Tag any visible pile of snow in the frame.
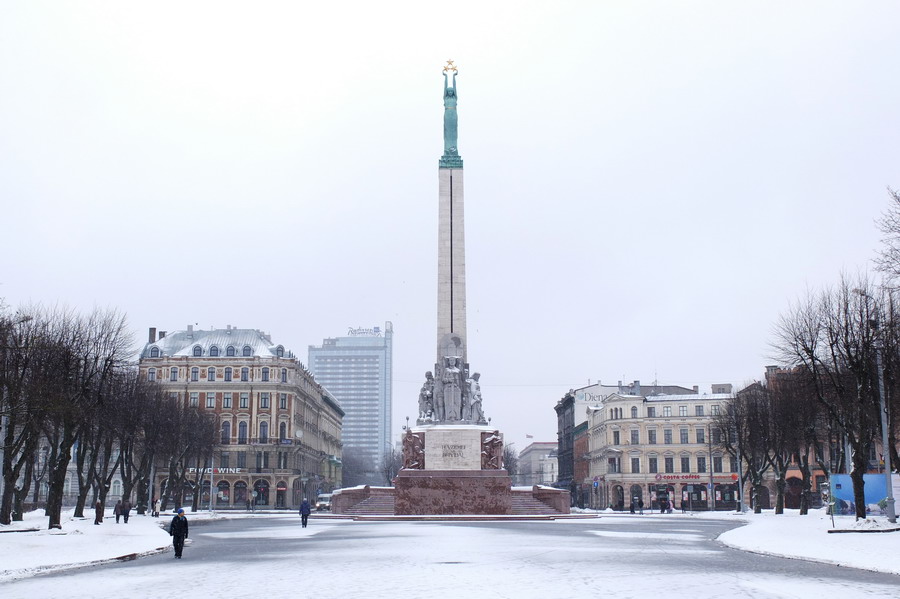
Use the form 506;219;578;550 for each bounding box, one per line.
843;518;899;531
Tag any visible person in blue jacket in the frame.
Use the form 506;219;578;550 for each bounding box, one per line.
169;508;189;558
299;498;312;528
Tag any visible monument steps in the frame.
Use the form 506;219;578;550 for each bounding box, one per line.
509;495;563;515
343;495;396;516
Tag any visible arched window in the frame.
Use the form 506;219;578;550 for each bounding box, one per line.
147;368;156;381
193;345;202;357
262;367;269;382
221;421;231;444
279;422;287;441
281;368;287;383
242;345;252;357
224;367;232;382
259;422;269;443
150;347;160;358
631;406;638;419
226;346;236;357
208;367;216;382
191;367;199;382
276;346;284;358
238;422;248;444
210;345;219;357
112;480;122;496
170;367;178;381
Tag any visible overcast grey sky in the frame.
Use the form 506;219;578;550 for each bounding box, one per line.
2;1;899;452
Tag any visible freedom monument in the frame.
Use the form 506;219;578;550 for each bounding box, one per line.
333;63;568;516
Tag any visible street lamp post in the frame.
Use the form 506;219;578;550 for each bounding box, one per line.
873;329;897;523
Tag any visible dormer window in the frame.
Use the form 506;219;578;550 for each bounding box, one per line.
210;346;219;357
150;347;160;358
242;345;252;357
193;345;202;357
276;346;284;358
226;346;236;357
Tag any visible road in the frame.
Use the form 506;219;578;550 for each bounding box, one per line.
3;514;900;598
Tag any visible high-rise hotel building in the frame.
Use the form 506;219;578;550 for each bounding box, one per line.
308;323;393;483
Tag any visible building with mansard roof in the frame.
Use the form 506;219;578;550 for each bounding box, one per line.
139;325;343;509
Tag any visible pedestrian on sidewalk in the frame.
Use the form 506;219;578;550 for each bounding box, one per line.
121;498;132;523
94;500;103;525
299;498;312;528
169;508;189;559
153;497;161;518
114;499;122;523
638;498;644;515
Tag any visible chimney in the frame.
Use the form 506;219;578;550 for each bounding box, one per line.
692;385;699;394
149;327;156;344
633;380;641;396
187;324;193;339
159;331;166;339
226;324;232;335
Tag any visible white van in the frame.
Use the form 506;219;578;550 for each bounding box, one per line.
316;493;332;511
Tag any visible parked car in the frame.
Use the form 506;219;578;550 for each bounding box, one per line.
316;493;332;511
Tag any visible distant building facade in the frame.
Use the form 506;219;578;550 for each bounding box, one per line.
139;325;343;509
515;442;558;486
308;323;393;484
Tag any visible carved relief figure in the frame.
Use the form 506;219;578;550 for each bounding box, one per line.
442;356;462;421
402;429;425;470
481;431;503;470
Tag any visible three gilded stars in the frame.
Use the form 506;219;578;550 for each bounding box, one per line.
443;59;458;73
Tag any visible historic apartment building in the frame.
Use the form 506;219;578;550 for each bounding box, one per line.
515;441;558;487
587;387;739;511
139;326;344;509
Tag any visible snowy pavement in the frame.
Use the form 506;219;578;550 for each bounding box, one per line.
1;508;898;597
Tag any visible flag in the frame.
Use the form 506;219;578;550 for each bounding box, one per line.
525;434;533;439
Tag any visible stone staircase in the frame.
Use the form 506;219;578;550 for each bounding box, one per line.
509;495;562;515
343;495;396;516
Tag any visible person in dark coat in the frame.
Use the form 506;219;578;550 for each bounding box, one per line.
299;498;312;528
94;500;103;525
169;508;189;558
121;499;132;523
114;499;122;523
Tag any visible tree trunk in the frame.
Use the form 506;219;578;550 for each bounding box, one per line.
850;445;869;521
797;454;812;515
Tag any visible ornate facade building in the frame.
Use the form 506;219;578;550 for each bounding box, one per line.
139;325;343;509
587;387;739;511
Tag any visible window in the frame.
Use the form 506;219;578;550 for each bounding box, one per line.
695;405;704;417
663;406;672;417
150;347;160;358
147;368;156;381
713;456;723;473
607;458;620;474
193;345;202;357
612;430;620;445
631;457;641;473
712;405;720;415
240;393;249;409
237;452;246;468
169;391;179;401
206;392;216;408
260;393;270;409
280;393;287;410
647;407;656;418
241;367;249;382
225;367;232;382
730;456;738;472
189;392;199;407
242;345;252;357
664;429;673;444
680;429;689;444
262;367;269;382
679;406;687;417
281;368;287;383
208;367;216;382
276;346;284;358
697;457;707;473
210;346;219;357
263;452;269;469
664;457;674;473
259;422;268;443
712;428;722;444
631;406;638;418
170;367;178;382
696;429;705;444
221;422;231;444
648;430;657;444
220;452;230;468
223;392;232;409
191;367;199;382
238;422;248;444
648;457;658;473
679;456;690;472
226;346;236;357
279;422;287;441
630;430;639;444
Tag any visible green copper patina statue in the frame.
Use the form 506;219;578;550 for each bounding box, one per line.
440;60;463;168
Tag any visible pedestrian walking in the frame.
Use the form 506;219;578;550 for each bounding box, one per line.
154;498;162;518
94;500;103;525
629;498;635;514
169;508;189;559
299;498;312;528
121;499;132;523
638;498;644;515
114;499;122;523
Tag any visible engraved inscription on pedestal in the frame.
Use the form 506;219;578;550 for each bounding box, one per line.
424;428;483;470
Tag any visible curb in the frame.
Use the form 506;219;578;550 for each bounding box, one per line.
827;528;900;534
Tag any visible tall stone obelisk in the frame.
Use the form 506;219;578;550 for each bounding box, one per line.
437;60;467;364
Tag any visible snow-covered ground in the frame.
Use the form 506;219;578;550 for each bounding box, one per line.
1;507;898;583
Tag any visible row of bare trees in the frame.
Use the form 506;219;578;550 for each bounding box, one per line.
0;305;216;529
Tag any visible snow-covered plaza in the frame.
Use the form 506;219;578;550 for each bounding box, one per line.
2;509;900;598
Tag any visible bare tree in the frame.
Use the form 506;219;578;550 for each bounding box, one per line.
875;188;900;282
503;443;519;480
380;446;402;486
